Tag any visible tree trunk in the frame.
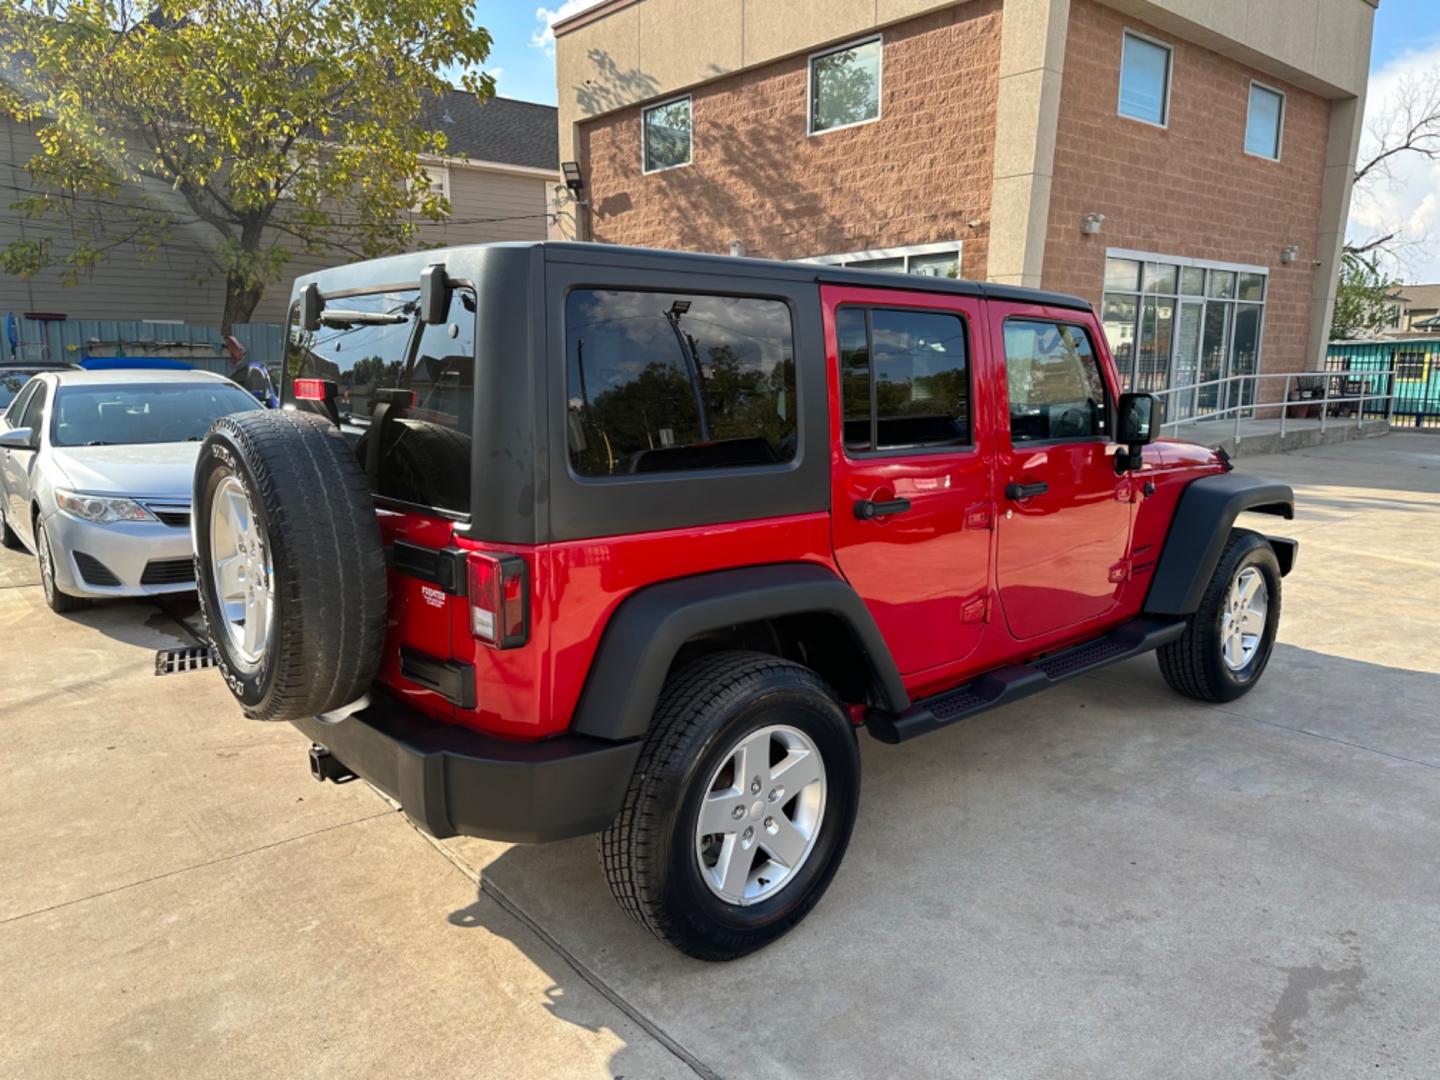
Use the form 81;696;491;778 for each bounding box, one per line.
221;272;266;336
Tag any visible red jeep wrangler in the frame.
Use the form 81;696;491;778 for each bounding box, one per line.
193;242;1295;960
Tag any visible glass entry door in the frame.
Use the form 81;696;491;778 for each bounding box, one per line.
1171;300;1203;420
1199;302;1231;415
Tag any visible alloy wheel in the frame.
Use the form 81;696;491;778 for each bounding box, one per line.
37;523;55;601
209;475;273;666
694;723;828;906
1220;566;1268;672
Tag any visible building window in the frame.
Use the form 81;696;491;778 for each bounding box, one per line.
1118;31;1171;127
809;36;882;134
643;96;692;173
1396;352;1427;381
803;240;962;278
1101;251;1268;420
836;307;971;453
411;165;450;212
564;289;797;477
1245;82;1284;159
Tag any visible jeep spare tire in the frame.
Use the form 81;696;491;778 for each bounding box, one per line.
194;410;388;720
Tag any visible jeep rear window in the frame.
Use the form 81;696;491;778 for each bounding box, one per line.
565;289;797;477
285;287;476;515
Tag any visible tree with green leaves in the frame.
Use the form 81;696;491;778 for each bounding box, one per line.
1331;251;1401;341
0;0;493;331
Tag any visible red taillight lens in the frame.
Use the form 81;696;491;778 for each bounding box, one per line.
468;552;529;649
293;378;330;401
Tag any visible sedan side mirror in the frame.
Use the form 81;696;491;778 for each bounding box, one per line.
0;427;35;450
1115;393;1161;472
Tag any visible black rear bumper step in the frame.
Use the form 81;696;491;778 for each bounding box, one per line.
866;618;1186;744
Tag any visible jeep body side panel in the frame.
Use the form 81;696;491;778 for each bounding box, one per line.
570;562;909;743
1143;472;1295;616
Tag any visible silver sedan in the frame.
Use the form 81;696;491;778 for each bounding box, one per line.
0;369;262;612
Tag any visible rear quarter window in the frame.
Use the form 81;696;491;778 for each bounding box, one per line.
285;288;477;515
564;289;797;477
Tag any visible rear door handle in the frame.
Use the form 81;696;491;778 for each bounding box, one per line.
1005;482;1049;500
854;497;912;520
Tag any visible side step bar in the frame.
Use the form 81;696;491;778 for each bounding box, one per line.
866;618;1186;745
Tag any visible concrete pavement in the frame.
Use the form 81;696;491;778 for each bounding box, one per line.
3;433;1438;1079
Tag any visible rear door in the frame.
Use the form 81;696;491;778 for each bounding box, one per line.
824;285;995;674
283;287;478;719
990;307;1133;641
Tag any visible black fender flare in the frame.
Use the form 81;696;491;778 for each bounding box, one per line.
1143;473;1295;616
568;563;908;742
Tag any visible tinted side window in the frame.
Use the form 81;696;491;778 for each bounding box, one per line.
1004;319;1109;443
836;306;970;452
19;383;47;435
565;290;797;477
4;380;36;425
285;288;476;514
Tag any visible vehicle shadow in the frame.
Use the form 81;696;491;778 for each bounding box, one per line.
446;642;1440;1079
445;889;706;1080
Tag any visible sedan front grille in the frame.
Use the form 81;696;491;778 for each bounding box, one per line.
73;551;122;587
140;558;196;586
143;502;191;529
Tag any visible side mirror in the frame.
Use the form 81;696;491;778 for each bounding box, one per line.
0;427;34;450
418;264;449;324
301;283;323;331
1117;392;1160;445
1115;392;1161;473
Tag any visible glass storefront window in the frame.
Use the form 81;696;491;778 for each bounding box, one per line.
1101;255;1268;416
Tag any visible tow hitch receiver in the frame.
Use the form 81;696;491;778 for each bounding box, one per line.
309;743;357;784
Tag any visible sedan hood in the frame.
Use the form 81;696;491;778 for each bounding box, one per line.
49;443;201;500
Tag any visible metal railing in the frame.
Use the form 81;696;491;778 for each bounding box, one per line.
1151;369;1404;446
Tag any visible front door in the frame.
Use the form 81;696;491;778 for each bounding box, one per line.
825;286;994;675
992;309;1133;641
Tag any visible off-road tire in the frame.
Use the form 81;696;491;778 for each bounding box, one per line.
194;410;387;720
36;520;89;613
600;651;861;961
1158;528;1281;703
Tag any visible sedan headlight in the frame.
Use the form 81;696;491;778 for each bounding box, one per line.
55;490;155;524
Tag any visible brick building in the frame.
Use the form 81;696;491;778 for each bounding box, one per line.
552;0;1376;405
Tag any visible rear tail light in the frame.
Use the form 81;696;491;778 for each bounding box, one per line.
468;552;529;649
293;378;334;401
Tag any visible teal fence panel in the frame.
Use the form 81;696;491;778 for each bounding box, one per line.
1326;339;1440;430
2;314;282;373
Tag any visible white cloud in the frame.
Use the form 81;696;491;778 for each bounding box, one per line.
1348;41;1440;283
531;0;609;57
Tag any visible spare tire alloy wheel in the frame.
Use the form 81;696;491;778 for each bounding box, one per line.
194;411;388;720
208;475;273;668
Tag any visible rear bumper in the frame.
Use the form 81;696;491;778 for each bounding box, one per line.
292;692;642;844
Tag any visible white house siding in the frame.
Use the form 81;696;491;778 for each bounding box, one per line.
0;117;556;330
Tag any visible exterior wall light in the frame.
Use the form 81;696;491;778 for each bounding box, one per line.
1081;212;1105;236
730;240;747;257
1280;245;1299;264
561;161;585;198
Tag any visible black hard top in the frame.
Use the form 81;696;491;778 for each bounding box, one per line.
541;241;1094;313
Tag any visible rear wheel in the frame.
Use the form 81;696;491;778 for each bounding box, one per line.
36;520;88;613
600;651;861;961
194;410;387;720
1158;529;1281;703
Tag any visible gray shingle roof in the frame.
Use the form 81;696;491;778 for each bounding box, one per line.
423;92;559;171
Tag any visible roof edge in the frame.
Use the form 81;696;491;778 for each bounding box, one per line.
553;0;638;37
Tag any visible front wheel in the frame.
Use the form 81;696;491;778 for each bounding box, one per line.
1158;528;1281;703
36;520;89;613
600;651;861;961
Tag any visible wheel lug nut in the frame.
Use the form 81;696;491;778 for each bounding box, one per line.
768;788;781;802
743;826;753;840
750;778;761;794
731;805;745;820
764;816;775;830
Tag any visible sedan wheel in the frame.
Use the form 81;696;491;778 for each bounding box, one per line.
36;521;88;613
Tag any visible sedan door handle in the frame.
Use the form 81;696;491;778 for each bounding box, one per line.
854;497;912;520
1005;481;1049;501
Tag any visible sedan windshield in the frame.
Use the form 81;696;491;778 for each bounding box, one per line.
52;383;262;447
